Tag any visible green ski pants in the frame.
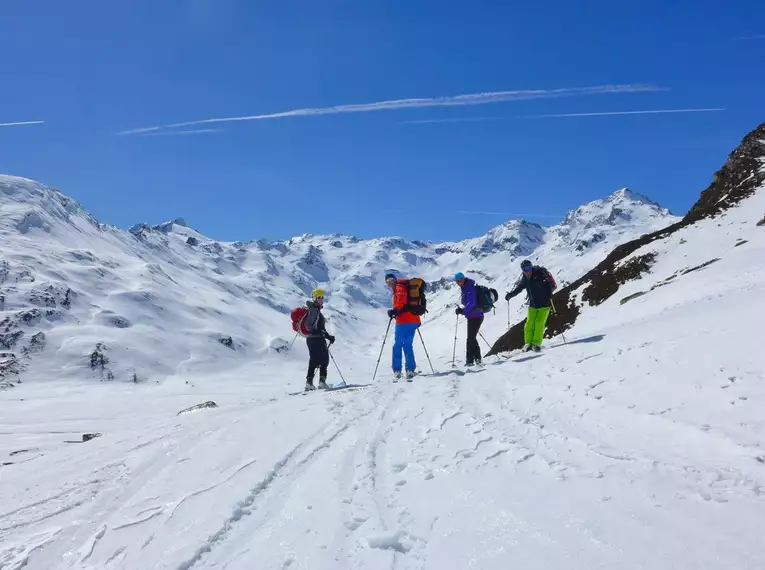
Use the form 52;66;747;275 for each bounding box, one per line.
524;306;551;346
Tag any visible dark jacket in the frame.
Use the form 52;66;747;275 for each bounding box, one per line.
506;266;556;308
460;278;484;319
304;301;329;339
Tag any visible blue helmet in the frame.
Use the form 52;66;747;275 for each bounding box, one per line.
454;272;465;281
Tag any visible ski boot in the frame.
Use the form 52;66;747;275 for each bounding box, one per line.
531;345;541;353
393;371;402;383
406;370;415;382
522;344;533;353
304;381;316;391
318;377;329;389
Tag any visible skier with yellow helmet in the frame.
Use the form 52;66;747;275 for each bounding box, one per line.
303;288;335;390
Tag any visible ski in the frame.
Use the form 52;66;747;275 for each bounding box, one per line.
289;383;371;396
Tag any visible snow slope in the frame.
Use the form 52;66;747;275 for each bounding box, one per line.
2;155;765;569
1;223;764;569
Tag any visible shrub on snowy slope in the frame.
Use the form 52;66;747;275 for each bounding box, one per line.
487;121;765;356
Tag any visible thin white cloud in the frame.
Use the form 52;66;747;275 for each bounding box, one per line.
140;128;222;136
401;116;506;125
0;120;44;128
733;34;765;40
117;84;663;135
457;210;563;219
527;108;725;119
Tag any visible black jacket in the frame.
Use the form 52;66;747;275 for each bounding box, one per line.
506;266;556;308
304;301;330;339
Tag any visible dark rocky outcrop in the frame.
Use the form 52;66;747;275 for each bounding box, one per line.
18;309;43;326
0;328;23;350
581;253;657;306
28;284;74;309
0;353;20;387
757;215;765;227
619;291;649;305
178;401;218;415
487;122;765;356
217;336;234;349
21;332;46;355
681;258;721;276
186;236;199;246
108;316;131;328
90;342;109;371
82;433;103;442
685;124;765;222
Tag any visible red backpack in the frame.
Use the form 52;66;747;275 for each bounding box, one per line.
290;306;312;337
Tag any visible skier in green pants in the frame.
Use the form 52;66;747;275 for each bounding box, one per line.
505;259;558;352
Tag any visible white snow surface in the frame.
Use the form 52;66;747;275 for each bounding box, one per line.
2;174;765;569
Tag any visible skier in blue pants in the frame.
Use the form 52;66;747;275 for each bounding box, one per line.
385;272;421;381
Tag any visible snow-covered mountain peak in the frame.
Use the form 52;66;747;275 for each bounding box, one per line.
560;187;671;231
0;175;99;236
608;187;663;206
463;218;545;259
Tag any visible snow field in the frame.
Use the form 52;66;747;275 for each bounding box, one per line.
2;264;764;569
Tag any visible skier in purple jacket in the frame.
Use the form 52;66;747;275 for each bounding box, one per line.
454;272;484;366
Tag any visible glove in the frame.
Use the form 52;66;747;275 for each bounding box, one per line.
387;309;398;319
505;292;512;301
455;307;464;315
326;334;336;345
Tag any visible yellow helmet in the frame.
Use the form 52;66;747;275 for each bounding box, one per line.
311;288;326;299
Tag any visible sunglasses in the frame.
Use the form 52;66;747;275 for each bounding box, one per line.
315;296;324;300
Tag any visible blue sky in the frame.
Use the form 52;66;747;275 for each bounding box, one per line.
1;0;763;243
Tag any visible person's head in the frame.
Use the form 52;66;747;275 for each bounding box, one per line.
454;272;466;287
385;273;397;290
520;260;533;276
311;288;325;306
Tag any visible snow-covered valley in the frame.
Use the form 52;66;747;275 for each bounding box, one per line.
1;122;764;569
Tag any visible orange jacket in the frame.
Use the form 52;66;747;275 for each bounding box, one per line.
393;280;421;325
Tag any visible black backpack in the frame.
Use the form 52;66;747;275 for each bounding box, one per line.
475;284;498;313
402;278;428;315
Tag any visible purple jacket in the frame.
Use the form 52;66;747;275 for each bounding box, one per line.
460;278;483;318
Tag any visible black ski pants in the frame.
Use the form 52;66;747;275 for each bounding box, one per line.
306;337;329;382
466;315;484;364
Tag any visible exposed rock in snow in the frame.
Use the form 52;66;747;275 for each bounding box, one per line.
686;122;765;222
177;401;219;415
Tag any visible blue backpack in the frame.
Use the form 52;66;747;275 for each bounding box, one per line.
476;284;498;313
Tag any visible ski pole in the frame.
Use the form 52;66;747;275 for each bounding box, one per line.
507;300;510;329
417;328;435;374
452;315;459;368
328;347;347;386
372;318;393;381
550;298;567;345
479;333;501;361
289;330;300;350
